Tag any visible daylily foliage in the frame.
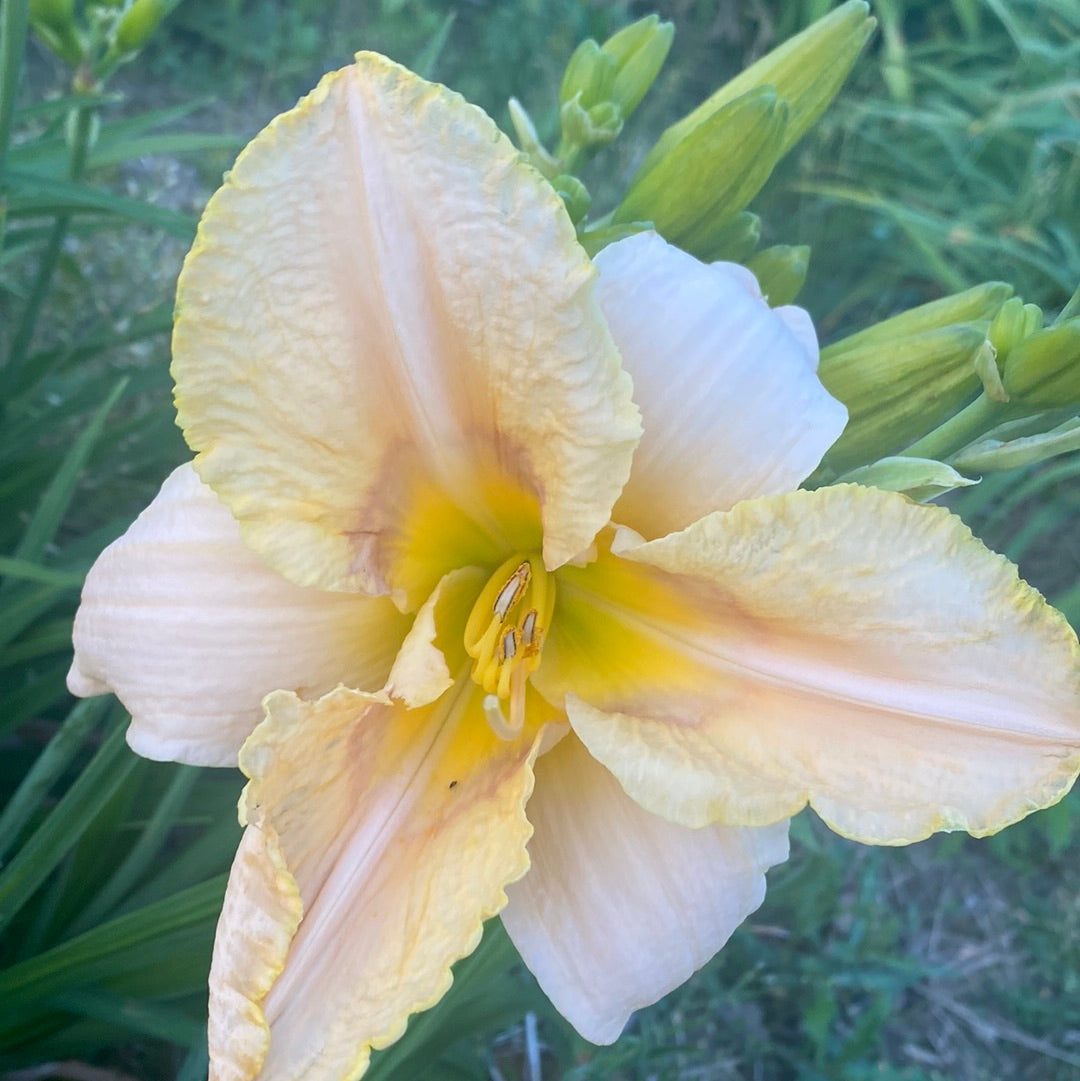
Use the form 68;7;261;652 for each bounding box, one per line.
68;53;1080;1081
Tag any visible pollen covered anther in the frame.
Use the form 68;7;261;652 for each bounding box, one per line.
464;552;555;739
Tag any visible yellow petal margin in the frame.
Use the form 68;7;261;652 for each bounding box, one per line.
173;52;640;600
541;487;1080;844
209;683;540;1081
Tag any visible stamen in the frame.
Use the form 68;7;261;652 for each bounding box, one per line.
493;562;531;621
520;608;537;648
483;694;523;740
498;627;517;663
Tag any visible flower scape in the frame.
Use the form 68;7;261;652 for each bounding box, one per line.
68;53;1080;1081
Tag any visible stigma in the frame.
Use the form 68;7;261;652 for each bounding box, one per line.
464;553;555;740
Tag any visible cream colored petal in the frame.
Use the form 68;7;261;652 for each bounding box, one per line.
540;488;1080;844
174;53;640;600
593;232;846;538
208;682;539;1081
502;736;787;1044
68;465;407;767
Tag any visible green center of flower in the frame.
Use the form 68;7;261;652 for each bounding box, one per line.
463;552;555;739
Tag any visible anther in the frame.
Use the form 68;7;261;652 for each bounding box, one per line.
520;609;538;649
493;562;531;621
498;627;518;663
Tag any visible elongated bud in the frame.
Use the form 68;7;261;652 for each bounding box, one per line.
602;15;674;120
746;245;810;306
989;296;1044;363
691;211;761;263
817;323;991;474
29;0;82;65
508;98;560;179
612;88;786;257
559;96;623;155
950;418;1080;474
114;0;170;54
552;174;591;225
578;220;653;258
1001;322;1080;408
560;39;616;110
838;456;977;502
632;1;875;184
837;281;1013;349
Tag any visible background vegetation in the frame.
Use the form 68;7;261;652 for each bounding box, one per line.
1;1;1077;1079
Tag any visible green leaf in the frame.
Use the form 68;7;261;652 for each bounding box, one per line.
4;170;197;237
6;377;128;572
0;874;226;1004
0;721;136;933
0;697;111;862
69;764;203;934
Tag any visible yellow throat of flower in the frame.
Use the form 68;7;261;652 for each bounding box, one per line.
463;552;555;740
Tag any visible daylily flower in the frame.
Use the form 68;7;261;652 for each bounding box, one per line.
69;53;1080;1081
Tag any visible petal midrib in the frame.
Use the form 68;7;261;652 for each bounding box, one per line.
560;575;1071;741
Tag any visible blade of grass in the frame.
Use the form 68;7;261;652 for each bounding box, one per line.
4;376;128;576
0;721;135;933
69;764;203;935
0;557;85;587
44;988;204;1045
0;873;226;1003
0;697;112;861
0;0;31;249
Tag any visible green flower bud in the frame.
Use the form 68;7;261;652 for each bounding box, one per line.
633;1;875;183
746;244;810;306
950;418;1080;474
559;39;616;110
507;98;560;179
579;220;653;259
988;296;1027;361
973;339;1008;402
817;323;990;474
838;456;977;502
692;211;761;263
29;0;82;65
1001;322;1080;408
553;173;591;225
559;96;623;154
989;296;1045;363
836;281;1012;349
612;87;786;257
114;0;169;55
601;15;674;120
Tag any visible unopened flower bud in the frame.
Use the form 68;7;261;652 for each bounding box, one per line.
692;211;761;263
633;1;874;183
114;0;169;55
612;88;786;257
746;244;810;306
553;174;591;225
559;96;623;154
508;98;559;179
989;296;1044;363
949;418;1080;474
601;15;674;120
29;0;82;65
818;323;990;474
1001;322;1080;408
559;39;616;110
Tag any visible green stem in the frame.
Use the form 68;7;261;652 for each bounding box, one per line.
900;393;1009;461
0;0;31;249
3;92;97;388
